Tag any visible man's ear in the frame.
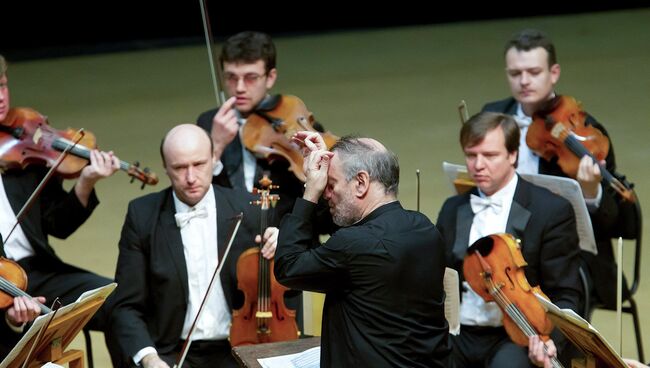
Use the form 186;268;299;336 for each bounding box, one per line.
354;171;370;198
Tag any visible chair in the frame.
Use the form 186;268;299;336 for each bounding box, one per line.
590;194;644;362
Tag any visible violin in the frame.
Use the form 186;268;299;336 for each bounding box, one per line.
0;107;158;188
0;257;51;314
230;175;298;346
463;233;564;368
526;95;635;202
242;95;338;182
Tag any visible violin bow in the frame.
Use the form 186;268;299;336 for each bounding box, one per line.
5;129;85;244
199;0;225;106
174;213;243;368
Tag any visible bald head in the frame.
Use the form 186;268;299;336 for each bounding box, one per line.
357;137;387;152
331;135;399;195
161;124;212;166
162;124;215;206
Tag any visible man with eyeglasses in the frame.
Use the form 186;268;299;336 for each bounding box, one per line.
197;31;332;221
196;31;334;336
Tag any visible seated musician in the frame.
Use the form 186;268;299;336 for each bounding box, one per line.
482;29;629;311
436;112;582;367
196;31;334;333
110;124;278;368
0;54;122;364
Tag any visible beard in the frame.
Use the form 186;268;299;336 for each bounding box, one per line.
331;190;361;227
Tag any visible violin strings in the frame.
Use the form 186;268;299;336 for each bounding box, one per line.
487;279;563;367
0;276;30;298
257;203;270;332
487;279;537;337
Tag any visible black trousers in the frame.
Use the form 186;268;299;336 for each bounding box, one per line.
159;339;237;368
451;325;533;368
18;256;123;367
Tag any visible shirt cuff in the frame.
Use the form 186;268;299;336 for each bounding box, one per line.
584;184;603;212
133;346;158;366
4;311;25;333
213;160;224;176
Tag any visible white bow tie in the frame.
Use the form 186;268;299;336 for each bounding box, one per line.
470;194;503;214
175;206;209;228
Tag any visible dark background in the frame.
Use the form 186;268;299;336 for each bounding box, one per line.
2;2;648;60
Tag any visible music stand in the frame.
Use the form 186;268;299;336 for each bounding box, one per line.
0;283;116;368
232;337;320;368
535;294;628;368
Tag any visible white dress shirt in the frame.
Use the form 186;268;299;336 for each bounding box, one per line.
460;174;518;327
513;103;540;175
0;175;34;261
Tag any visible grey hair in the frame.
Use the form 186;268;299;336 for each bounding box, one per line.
331;135;399;195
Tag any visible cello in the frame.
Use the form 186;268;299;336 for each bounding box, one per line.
229;175;298;346
463;233;564;368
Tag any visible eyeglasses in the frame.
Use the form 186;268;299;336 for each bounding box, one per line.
223;72;267;87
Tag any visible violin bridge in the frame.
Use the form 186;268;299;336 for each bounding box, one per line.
33;127;43;145
255;311;273;318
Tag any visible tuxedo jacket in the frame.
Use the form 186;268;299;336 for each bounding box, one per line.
483;97;627;307
111;185;261;359
436;176;582;312
1;166;98;261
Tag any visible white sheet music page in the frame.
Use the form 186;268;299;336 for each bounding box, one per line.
258;346;320;368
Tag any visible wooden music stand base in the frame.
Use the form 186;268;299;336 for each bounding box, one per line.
28;349;84;368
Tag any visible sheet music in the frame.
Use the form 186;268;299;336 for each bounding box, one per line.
0;283;117;368
258;346;320;368
534;294;628;368
443;268;460;335
442;162;597;254
519;173;597;255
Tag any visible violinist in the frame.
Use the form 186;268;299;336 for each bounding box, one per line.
110;124;278;368
482;29;628;312
436;112;582;367
196;31;333;227
0;54;123;364
275;133;450;367
196;31;334;331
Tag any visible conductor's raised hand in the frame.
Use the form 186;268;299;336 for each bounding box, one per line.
292;131;327;159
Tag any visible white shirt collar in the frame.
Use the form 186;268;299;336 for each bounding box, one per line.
172;185;215;214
